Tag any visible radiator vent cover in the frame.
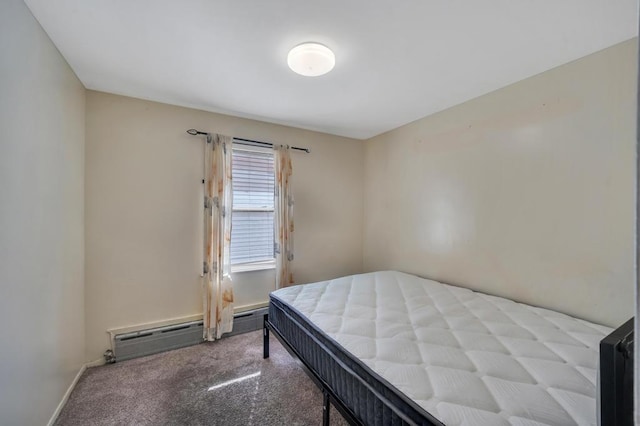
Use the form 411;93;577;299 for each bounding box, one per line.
114;320;204;362
227;307;268;337
113;307;267;362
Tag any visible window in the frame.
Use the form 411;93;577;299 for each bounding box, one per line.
230;145;275;271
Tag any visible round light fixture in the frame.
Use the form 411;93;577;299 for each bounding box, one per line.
287;42;335;77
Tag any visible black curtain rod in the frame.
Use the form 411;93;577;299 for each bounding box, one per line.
186;129;310;153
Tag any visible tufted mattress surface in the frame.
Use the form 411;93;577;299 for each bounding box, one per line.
270;271;611;426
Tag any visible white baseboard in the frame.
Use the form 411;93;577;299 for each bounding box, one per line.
107;313;204;337
47;364;87;426
105;304;267;337
86;357;106;368
234;301;268;313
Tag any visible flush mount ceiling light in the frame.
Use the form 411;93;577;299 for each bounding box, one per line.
287;42;335;77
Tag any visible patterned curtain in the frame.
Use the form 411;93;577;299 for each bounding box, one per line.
274;145;294;289
202;133;234;341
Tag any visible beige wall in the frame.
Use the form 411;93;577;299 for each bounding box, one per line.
364;39;637;328
0;1;86;424
85;91;364;361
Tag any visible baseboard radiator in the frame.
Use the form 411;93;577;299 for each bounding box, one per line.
112;307;268;362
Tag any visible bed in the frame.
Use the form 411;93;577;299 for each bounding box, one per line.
263;271;612;426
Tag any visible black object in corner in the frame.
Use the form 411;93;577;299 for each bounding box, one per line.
600;317;634;426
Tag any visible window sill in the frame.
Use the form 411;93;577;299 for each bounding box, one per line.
231;261;276;274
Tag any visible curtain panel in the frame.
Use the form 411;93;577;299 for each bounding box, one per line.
274;145;294;289
202;134;234;341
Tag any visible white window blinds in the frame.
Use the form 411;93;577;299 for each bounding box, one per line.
230;147;275;266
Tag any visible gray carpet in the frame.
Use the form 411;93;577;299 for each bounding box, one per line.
55;331;348;425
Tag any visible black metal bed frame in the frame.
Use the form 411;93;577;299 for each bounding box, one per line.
599;317;634;426
263;314;363;425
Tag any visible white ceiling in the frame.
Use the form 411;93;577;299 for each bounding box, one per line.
24;0;637;139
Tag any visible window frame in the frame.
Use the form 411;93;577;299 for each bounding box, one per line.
230;143;276;273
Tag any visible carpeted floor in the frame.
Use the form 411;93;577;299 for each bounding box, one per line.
55;331;348;425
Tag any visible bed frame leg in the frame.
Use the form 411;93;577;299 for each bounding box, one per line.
263;313;269;359
323;391;330;425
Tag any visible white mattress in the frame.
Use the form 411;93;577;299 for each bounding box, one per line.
271;271;612;426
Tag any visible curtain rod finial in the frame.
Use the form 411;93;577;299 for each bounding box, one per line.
187;128;210;136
